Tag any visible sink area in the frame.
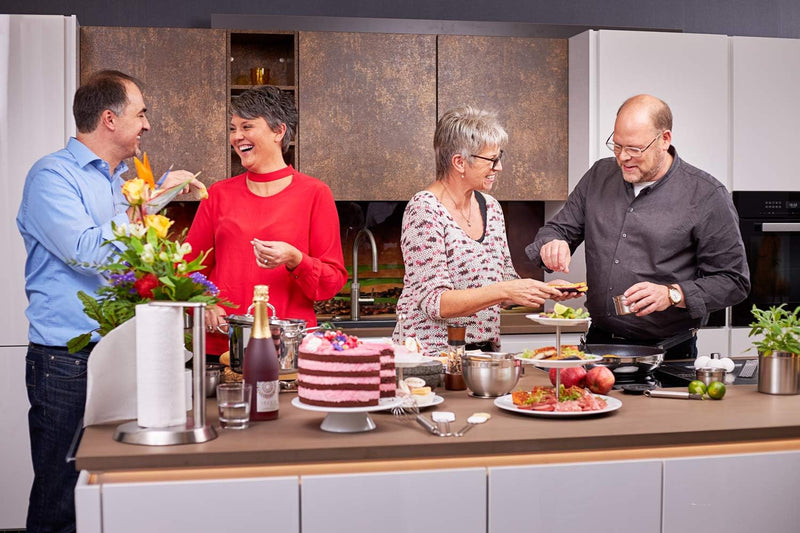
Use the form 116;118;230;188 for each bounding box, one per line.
326;318;397;329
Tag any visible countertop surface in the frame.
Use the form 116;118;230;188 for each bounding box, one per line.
76;371;800;472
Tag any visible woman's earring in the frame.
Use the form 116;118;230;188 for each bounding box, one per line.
461;174;465;179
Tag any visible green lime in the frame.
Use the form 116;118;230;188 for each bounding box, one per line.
707;381;726;400
688;380;707;395
553;302;570;317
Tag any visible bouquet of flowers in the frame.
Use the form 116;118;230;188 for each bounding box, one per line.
68;154;225;353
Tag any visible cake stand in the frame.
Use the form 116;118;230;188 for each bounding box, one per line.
523;314;594;399
291;397;402;433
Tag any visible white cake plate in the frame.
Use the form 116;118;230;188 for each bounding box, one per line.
291;397;403;433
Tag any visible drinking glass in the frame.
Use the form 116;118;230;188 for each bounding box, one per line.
216;383;252;429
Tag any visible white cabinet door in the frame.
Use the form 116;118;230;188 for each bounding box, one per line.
731;36;800;191
101;476;299;532
0;345;33;530
664;451;800;532
489;460;662;533
570;30;730;191
1;14;78;346
302;467;486;533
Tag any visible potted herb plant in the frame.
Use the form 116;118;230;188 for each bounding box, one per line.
748;304;800;395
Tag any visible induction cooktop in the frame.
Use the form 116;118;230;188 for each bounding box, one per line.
654;358;758;387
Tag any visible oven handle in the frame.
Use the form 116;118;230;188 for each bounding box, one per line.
761;222;800;233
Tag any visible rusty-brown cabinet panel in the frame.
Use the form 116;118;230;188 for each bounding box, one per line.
438;35;568;201
298;31;437;201
80;27;228;197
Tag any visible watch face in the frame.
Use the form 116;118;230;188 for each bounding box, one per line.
669;288;681;304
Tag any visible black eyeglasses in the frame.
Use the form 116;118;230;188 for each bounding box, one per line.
471;149;504;170
605;132;662;157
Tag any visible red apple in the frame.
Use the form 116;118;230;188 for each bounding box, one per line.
585;366;615;394
548;366;587;388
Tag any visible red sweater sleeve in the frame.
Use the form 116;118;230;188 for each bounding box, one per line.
289;183;348;301
184;195;216;278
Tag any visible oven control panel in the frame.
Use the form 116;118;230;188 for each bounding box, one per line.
733;191;800;219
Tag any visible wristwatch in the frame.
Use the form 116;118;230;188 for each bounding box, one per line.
668;284;682;306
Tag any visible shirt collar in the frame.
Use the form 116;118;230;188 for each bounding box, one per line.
66;137;129;178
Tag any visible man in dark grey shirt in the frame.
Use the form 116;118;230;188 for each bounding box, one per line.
525;94;750;358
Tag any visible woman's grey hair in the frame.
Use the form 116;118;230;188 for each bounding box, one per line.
434;105;508;180
230;86;298;153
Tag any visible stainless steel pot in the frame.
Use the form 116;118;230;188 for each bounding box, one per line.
221;310;307;374
581;343;665;378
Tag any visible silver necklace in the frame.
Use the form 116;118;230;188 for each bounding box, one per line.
441;182;473;227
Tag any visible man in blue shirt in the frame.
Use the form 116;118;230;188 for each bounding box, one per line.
16;70;203;532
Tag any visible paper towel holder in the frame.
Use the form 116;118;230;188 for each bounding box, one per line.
113;301;218;446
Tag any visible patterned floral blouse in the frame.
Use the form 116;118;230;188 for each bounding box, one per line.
392;190;519;355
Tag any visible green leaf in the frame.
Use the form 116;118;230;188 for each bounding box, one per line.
67;333;93;354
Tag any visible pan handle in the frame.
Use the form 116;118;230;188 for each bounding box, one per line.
657;329;697;351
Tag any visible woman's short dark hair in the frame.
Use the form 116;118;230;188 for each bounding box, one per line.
73;70;143;134
230;86;298;154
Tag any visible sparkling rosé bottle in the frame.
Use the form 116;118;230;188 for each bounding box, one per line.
243;285;279;421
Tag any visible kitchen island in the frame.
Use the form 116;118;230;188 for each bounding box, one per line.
75;372;800;532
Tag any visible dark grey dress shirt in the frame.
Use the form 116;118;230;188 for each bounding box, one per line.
525;147;750;341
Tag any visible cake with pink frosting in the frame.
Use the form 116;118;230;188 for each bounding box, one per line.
298;331;393;407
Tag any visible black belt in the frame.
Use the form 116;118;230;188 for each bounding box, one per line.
30;342;98;352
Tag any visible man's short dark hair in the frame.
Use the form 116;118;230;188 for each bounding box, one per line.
73;70;143;133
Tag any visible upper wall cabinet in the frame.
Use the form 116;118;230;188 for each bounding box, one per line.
569;30;729;191
298;31;437;201
731;36;800;192
80;27;228;196
229;31;297;175
438;35;568;201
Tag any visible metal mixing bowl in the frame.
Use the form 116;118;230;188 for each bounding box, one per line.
461;352;521;398
205;364;223;397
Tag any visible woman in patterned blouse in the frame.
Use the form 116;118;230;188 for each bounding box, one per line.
392;106;564;355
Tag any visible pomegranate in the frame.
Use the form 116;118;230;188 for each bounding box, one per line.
585;366;615;394
548;366;587;388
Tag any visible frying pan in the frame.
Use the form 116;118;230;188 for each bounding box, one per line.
581;343;665;377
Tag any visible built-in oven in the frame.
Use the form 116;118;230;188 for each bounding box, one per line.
731;191;800;327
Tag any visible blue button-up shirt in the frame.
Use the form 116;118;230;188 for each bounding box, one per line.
17;138;131;346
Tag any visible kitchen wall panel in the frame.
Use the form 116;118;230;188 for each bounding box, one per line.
80;27;229;192
438;35;569;201
298;31;436;201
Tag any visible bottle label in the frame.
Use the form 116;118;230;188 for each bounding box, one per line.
256;380;279;412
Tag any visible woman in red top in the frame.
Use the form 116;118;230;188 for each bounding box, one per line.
186;86;348;356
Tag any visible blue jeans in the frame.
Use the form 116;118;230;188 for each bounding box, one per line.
26;343;91;533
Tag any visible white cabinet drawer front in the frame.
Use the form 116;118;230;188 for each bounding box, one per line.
302;467;486;533
489;460;662;533
102;476;298;532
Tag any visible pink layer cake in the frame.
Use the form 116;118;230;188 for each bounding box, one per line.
298;332;384;407
378;345;397;398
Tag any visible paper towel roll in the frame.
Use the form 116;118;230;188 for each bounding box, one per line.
136;304;187;428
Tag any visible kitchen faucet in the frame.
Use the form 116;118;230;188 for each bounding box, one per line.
351;228;378;320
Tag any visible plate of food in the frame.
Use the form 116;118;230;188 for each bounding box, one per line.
516;345;602;367
494;387;621;417
528;303;590;324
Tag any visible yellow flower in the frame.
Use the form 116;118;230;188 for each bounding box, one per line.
133;153;155;189
144;214;173;239
122;178;148;205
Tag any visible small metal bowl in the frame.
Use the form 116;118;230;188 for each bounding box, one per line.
461;352;521;398
696;367;726;386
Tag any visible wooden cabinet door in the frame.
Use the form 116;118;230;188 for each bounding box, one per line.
80;27;228;196
438;35;568;201
298;31;436;201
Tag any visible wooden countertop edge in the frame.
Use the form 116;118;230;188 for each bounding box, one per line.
90;436;800;485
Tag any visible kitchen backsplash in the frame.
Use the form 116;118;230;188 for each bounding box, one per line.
165;199;545;318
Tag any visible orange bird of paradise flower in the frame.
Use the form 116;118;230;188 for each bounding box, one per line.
133;153;155;189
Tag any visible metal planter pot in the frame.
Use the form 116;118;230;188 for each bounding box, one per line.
758;351;800;395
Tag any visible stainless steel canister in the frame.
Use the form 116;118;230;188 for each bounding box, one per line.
757;351;800;395
221;313;306;374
